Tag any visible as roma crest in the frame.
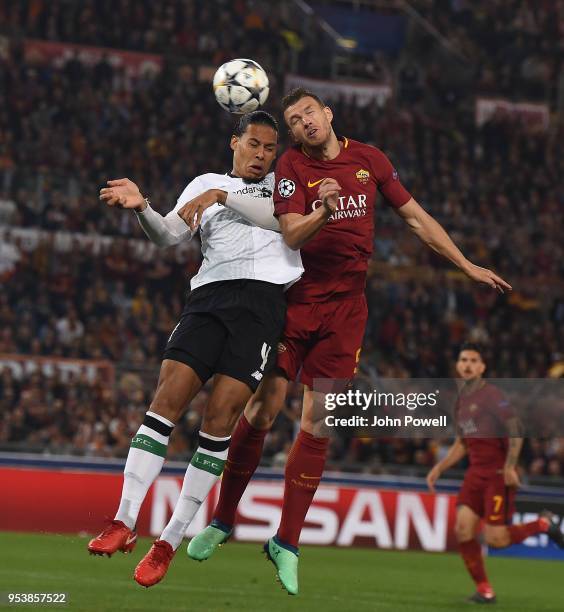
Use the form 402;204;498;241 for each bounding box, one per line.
356;169;370;184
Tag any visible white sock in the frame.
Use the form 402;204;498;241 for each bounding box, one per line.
114;411;174;529
161;431;230;549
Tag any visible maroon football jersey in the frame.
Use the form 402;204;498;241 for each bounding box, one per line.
456;382;514;472
274;138;411;303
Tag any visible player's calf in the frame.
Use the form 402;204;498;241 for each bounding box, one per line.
483;526;510;548
487;511;562;548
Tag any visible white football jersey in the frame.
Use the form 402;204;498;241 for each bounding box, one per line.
173;172;303;291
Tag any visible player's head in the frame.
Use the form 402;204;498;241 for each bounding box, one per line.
456;342;486;380
281;88;334;148
231;110;278;181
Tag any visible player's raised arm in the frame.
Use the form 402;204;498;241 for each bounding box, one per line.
426;437;467;492
100;177;193;247
394;199;512;293
371;148;511;292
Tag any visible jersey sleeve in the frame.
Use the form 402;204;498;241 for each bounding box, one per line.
273;153;307;217
371;148;412;209
135;176;208;246
491;388;515;422
157;175;207;237
172;175;204;213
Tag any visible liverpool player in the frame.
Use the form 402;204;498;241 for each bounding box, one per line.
87;112;303;587
426;343;564;604
181;88;511;595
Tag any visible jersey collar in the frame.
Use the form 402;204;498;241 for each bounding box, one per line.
300;136;349;159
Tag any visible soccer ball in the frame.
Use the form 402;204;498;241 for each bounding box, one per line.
213;59;269;113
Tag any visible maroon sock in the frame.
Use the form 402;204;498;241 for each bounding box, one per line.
277;430;329;548
508;518;548;544
213;415;267;528
459;539;489;587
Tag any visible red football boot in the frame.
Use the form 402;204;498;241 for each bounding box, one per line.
88;519;137;557
468;582;497;604
134;540;176;587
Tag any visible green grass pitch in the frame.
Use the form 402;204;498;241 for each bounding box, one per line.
0;532;561;611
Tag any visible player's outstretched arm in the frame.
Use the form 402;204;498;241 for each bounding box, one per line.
177;189;281;232
100;178;192;247
279;179;341;250
395;199;512;293
426;437;466;492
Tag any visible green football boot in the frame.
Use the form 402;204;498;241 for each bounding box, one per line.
187;520;232;561
263;536;299;596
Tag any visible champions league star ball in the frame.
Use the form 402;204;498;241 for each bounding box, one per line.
213;59;269;113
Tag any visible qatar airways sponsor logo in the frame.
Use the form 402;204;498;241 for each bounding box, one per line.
311;193;367;221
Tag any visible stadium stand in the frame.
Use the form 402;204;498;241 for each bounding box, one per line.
0;0;562;480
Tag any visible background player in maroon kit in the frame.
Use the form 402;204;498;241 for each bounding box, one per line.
427;343;564;604
185;89;511;594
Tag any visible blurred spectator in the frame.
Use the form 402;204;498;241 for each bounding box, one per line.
55;306;84;346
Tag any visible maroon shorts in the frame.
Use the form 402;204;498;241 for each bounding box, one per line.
276;294;368;388
457;469;516;525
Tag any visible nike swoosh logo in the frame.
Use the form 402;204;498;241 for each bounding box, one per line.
488;515;501;521
307;179;325;188
125;534;137;545
300;473;321;480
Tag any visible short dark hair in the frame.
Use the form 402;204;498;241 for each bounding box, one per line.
281;87;325;112
458;342;485;360
233;110;278;137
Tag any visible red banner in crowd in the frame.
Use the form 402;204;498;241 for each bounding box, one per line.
0;468;458;551
475;98;550;130
24;39;163;78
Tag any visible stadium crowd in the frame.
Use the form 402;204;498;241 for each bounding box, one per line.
412;0;562;103
0;40;561;274
2;229;563;476
0;2;562;478
0;0;324;73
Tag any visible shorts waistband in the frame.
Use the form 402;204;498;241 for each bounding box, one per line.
190;278;285;298
288;289;365;305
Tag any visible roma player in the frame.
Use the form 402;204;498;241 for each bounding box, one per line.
427;343;564;603
181;88;511;595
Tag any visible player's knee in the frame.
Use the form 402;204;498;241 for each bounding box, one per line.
301;411;328;437
245;399;278;430
202;403;242;437
454;522;473;543
484;530;508;548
